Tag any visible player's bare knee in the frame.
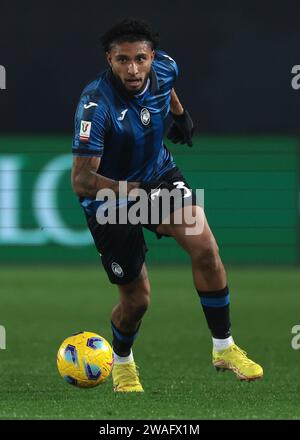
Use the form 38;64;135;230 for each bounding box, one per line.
121;292;150;324
119;282;150;316
135;293;150;316
192;241;221;273
120;278;151;297
135;285;151;313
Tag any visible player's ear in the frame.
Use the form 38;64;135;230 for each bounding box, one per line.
106;51;112;66
151;50;155;61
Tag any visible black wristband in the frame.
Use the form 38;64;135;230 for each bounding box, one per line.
170;110;186;121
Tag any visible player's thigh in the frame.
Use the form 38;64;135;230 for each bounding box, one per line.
86;215;148;285
157;205;218;257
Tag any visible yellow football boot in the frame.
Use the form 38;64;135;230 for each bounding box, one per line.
112;361;144;392
213;344;263;381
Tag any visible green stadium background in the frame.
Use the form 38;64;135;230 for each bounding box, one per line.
1;135;298;265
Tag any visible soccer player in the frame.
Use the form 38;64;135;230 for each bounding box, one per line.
71;18;263;392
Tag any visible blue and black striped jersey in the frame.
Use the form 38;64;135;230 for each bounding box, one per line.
72;49;178;213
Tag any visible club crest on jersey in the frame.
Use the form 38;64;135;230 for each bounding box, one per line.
140;108;150;126
79;120;91;142
111;262;124;278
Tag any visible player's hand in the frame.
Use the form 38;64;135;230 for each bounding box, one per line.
167;110;194;147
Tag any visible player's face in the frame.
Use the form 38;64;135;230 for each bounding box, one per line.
107;41;155;93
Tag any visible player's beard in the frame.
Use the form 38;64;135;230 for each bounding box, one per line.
111;69;150;97
125;76;149;95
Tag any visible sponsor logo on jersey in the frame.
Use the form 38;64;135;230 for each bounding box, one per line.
79;120;91;142
117;109;128;121
83;102;98;109
111;262;124;277
140;108;150;126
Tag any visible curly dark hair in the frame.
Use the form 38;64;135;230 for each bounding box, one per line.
100;18;160;52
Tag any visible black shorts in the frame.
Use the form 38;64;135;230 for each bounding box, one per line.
85;166;197;285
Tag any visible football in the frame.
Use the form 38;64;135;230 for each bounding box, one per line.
57;331;113;388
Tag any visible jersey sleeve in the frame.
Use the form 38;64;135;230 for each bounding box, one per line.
166;54;179;85
154;50;179;88
72;94;110;157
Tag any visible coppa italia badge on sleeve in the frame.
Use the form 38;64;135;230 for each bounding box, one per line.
79;120;91;141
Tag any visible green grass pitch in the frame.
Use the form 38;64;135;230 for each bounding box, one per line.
0;265;300;420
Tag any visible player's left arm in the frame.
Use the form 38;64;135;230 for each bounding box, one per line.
170;88;184;115
167;88;194;147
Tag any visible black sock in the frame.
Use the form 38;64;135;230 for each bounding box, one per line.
197;286;231;339
111;321;141;357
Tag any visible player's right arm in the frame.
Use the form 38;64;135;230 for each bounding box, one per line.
72;91;139;197
72;156;116;197
71;155;140;197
